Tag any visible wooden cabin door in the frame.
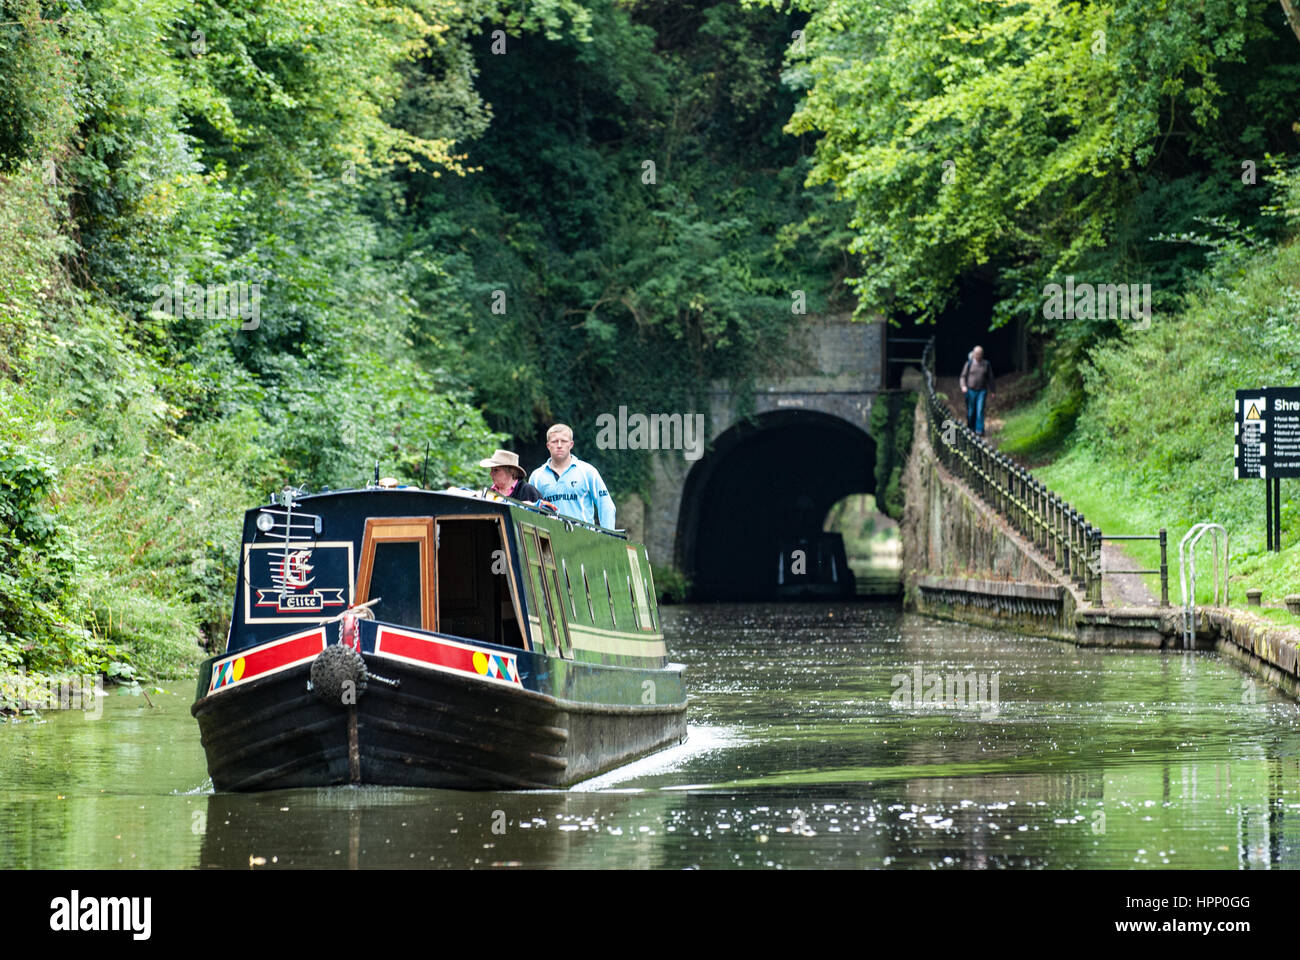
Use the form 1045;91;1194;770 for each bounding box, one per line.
355;517;435;630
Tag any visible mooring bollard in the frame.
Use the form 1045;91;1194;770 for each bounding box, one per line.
1246;588;1262;607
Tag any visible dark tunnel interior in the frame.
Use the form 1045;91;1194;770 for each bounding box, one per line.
883;274;1025;386
678;411;875;601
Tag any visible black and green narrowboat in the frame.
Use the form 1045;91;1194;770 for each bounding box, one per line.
775;532;856;600
191;483;687;791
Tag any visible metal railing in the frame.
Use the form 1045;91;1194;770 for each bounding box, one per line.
1099;532;1169;607
1179;523;1228;648
919;340;1168;607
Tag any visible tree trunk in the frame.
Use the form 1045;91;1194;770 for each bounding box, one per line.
1282;0;1300;44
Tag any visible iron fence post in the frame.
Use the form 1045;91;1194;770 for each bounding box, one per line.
1092;527;1103;605
1159;528;1169;607
1083;522;1093;599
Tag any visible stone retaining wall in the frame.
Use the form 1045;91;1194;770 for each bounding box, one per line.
901;398;1070;622
914;575;1075;642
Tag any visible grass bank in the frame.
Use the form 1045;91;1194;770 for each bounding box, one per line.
991;234;1300;621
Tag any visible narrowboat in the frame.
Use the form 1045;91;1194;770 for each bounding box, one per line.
191;483;687;791
775;532;856;600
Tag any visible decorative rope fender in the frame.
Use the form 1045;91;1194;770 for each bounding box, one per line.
309;643;369;707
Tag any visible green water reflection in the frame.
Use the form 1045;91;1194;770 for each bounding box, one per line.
4;603;1300;868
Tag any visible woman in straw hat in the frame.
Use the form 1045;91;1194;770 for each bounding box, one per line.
480;449;546;503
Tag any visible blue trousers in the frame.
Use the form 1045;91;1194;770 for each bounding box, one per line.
966;389;987;435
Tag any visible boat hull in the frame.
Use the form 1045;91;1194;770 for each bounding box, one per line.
192;653;687;791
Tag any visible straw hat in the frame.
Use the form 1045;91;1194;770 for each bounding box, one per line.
478;449;526;480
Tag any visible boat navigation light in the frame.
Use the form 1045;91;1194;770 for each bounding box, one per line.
256;511;276;533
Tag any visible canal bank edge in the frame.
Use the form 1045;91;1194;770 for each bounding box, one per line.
899;393;1300;701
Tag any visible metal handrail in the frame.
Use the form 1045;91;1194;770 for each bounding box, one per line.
1098;531;1169;607
1179;522;1229;649
920;339;1104;602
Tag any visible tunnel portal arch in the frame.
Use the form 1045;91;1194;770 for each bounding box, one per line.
675;410;876;601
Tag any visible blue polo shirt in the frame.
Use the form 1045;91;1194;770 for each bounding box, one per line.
529;456;616;528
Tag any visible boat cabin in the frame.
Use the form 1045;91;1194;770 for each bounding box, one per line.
230;487;665;668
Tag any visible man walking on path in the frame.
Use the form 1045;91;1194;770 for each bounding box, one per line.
529;423;616;528
960;345;995;437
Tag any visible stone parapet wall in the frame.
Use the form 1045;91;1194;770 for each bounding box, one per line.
913;575;1076;641
1200;607;1300;697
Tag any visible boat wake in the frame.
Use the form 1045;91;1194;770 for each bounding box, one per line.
570;724;745;791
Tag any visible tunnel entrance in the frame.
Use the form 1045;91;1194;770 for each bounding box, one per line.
883;274;1026;387
677;410;875;601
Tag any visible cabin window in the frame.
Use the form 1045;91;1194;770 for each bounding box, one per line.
561;558;578;620
581;563;595;622
356;518;435;631
627;575;640;629
536;532;573;658
434;516;527;650
604;570;617;628
644;577;655;630
626;547;654;631
644;562;659;630
520;529;551;655
520;526;572;658
372;542;423;627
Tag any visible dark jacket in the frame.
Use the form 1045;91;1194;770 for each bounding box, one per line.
961;357;994;392
485;478;545;502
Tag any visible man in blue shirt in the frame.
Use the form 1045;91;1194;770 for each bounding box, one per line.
529;423;616;528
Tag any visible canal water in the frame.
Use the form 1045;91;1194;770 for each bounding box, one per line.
4;602;1300;869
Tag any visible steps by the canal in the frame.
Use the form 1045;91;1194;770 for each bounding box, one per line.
899;385;1300;701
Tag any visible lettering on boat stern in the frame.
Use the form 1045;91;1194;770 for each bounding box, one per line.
244;542;352;622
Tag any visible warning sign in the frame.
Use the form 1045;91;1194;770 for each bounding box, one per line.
1268;387;1300;478
1236;387;1300;479
1236;390;1266;479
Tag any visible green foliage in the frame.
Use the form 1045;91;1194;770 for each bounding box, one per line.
997;350;1086;459
650;561;689;605
0;437;77;670
774;0;1298;330
823;493;896;558
0;0;78;173
398;0;853;497
996;383;1084;461
0;0;574;676
1031;204;1300;602
869;391;915;521
1077;233;1300;537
